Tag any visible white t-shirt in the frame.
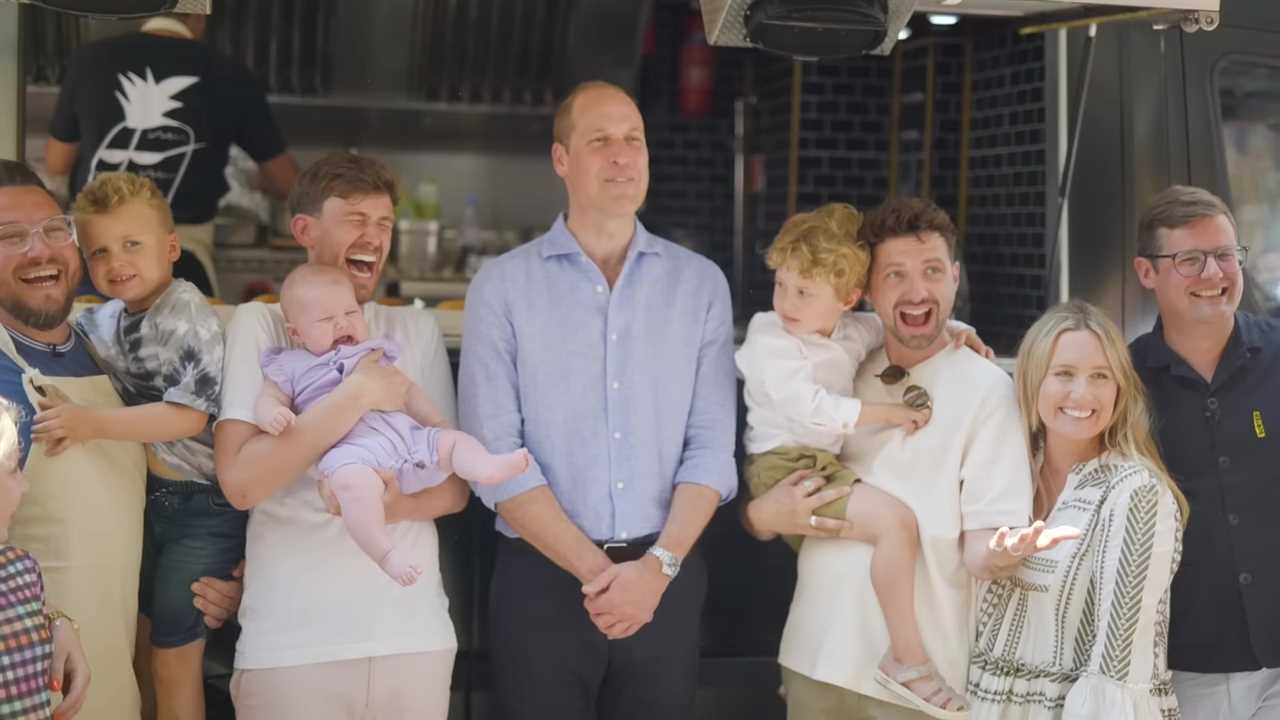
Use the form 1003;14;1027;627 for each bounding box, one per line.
217;302;459;669
736;311;882;456
778;345;1033;704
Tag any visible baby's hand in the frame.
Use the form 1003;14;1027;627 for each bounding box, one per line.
858;401;931;434
257;406;296;436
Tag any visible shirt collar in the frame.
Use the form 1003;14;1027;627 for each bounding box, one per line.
1234;311;1267;353
1138;311;1260;369
6;325;77;354
141;17;195;40
537;213;662;260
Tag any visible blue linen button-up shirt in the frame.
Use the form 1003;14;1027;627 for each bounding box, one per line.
459;214;738;541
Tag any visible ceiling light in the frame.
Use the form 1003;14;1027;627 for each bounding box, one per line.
927;13;959;26
941;0;963;6
898;26;913;40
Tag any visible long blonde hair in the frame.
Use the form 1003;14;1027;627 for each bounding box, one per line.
1014;300;1188;524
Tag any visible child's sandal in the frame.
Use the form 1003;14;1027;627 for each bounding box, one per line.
874;651;970;720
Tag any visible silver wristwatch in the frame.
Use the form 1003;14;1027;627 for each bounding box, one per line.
645;545;681;580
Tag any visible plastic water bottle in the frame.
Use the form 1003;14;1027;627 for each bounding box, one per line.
460;194;480;249
458;194;481;276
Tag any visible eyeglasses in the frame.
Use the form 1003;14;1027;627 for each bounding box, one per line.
1141;245;1248;278
876;364;932;412
0;216;78;256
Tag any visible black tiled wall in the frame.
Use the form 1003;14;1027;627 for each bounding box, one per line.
638;2;747;274
965;29;1049;354
637;10;1050;351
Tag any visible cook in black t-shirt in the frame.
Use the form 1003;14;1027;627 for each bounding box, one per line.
45;14;297;225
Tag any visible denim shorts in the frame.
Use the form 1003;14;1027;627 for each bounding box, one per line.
138;474;248;648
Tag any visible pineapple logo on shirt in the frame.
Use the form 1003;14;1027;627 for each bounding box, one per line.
88;68;207;201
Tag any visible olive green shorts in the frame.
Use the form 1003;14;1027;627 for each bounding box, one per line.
744;446;859;552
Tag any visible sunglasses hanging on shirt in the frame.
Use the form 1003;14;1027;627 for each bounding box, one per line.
876;364;933;412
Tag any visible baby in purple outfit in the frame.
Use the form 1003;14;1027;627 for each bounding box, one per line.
255;264;530;586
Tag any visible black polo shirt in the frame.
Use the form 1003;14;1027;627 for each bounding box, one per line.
49;32;287;225
1131;312;1280;673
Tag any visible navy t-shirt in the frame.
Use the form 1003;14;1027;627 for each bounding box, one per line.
49;32;287;225
0;328;103;468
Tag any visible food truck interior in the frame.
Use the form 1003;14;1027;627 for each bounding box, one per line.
3;0;1278;717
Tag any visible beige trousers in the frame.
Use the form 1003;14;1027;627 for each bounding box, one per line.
782;667;931;720
231;649;455;720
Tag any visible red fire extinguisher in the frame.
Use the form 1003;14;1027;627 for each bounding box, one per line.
679;11;714;118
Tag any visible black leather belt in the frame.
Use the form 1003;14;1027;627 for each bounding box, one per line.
594;533;659;563
501;533;659;563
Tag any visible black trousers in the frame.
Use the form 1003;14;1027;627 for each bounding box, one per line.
488;536;707;720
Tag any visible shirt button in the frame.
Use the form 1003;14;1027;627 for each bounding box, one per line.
610;333;618;341
595;285;605;294
611;381;620;390
619;531;629;540
616;482;624;489
1240;572;1254;586
1228;513;1241;526
1219;456;1231;469
613;432;621;440
1207;397;1219;410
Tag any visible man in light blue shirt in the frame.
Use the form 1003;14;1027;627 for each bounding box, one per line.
459;80;737;719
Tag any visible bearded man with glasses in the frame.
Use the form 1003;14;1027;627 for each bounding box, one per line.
1131;185;1280;720
0;160;242;718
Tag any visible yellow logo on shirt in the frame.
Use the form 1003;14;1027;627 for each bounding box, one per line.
1254;410;1266;439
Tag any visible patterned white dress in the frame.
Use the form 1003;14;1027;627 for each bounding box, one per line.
967;454;1183;720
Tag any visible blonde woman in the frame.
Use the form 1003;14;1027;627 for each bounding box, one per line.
0;398;92;719
967;300;1187;719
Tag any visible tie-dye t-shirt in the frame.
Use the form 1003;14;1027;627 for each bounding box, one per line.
75;278;222;483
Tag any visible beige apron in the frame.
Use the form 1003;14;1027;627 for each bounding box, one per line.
2;330;146;719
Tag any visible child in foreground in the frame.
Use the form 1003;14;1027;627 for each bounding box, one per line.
257;263;529;585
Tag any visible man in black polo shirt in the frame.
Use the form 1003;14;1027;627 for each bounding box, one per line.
1130;185;1280;719
43;10;298;298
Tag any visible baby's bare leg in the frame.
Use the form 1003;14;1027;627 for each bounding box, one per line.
840;484;928;667
434;430;529;485
329;464;421;586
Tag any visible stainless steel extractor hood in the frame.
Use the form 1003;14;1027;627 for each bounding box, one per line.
7;0;210;16
702;0;1222;58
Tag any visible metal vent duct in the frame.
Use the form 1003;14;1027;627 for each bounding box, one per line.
702;0;917;56
702;0;1221;57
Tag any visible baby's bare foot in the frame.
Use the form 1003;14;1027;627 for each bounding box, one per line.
379;546;423;587
471;448;531;485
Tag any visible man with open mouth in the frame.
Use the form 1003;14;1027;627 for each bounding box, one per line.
1130;185;1280;720
748;196;1040;719
214;153;467;719
0;160;239;719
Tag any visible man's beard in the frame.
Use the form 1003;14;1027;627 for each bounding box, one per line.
887;322;944;350
0;293;75;332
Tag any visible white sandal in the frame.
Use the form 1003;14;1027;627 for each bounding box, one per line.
874;651;970;720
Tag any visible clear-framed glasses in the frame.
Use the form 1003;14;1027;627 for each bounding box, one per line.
876;364;932;412
0;216;78;256
1141;245;1248;278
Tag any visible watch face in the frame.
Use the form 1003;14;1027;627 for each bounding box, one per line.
649;547;679;578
